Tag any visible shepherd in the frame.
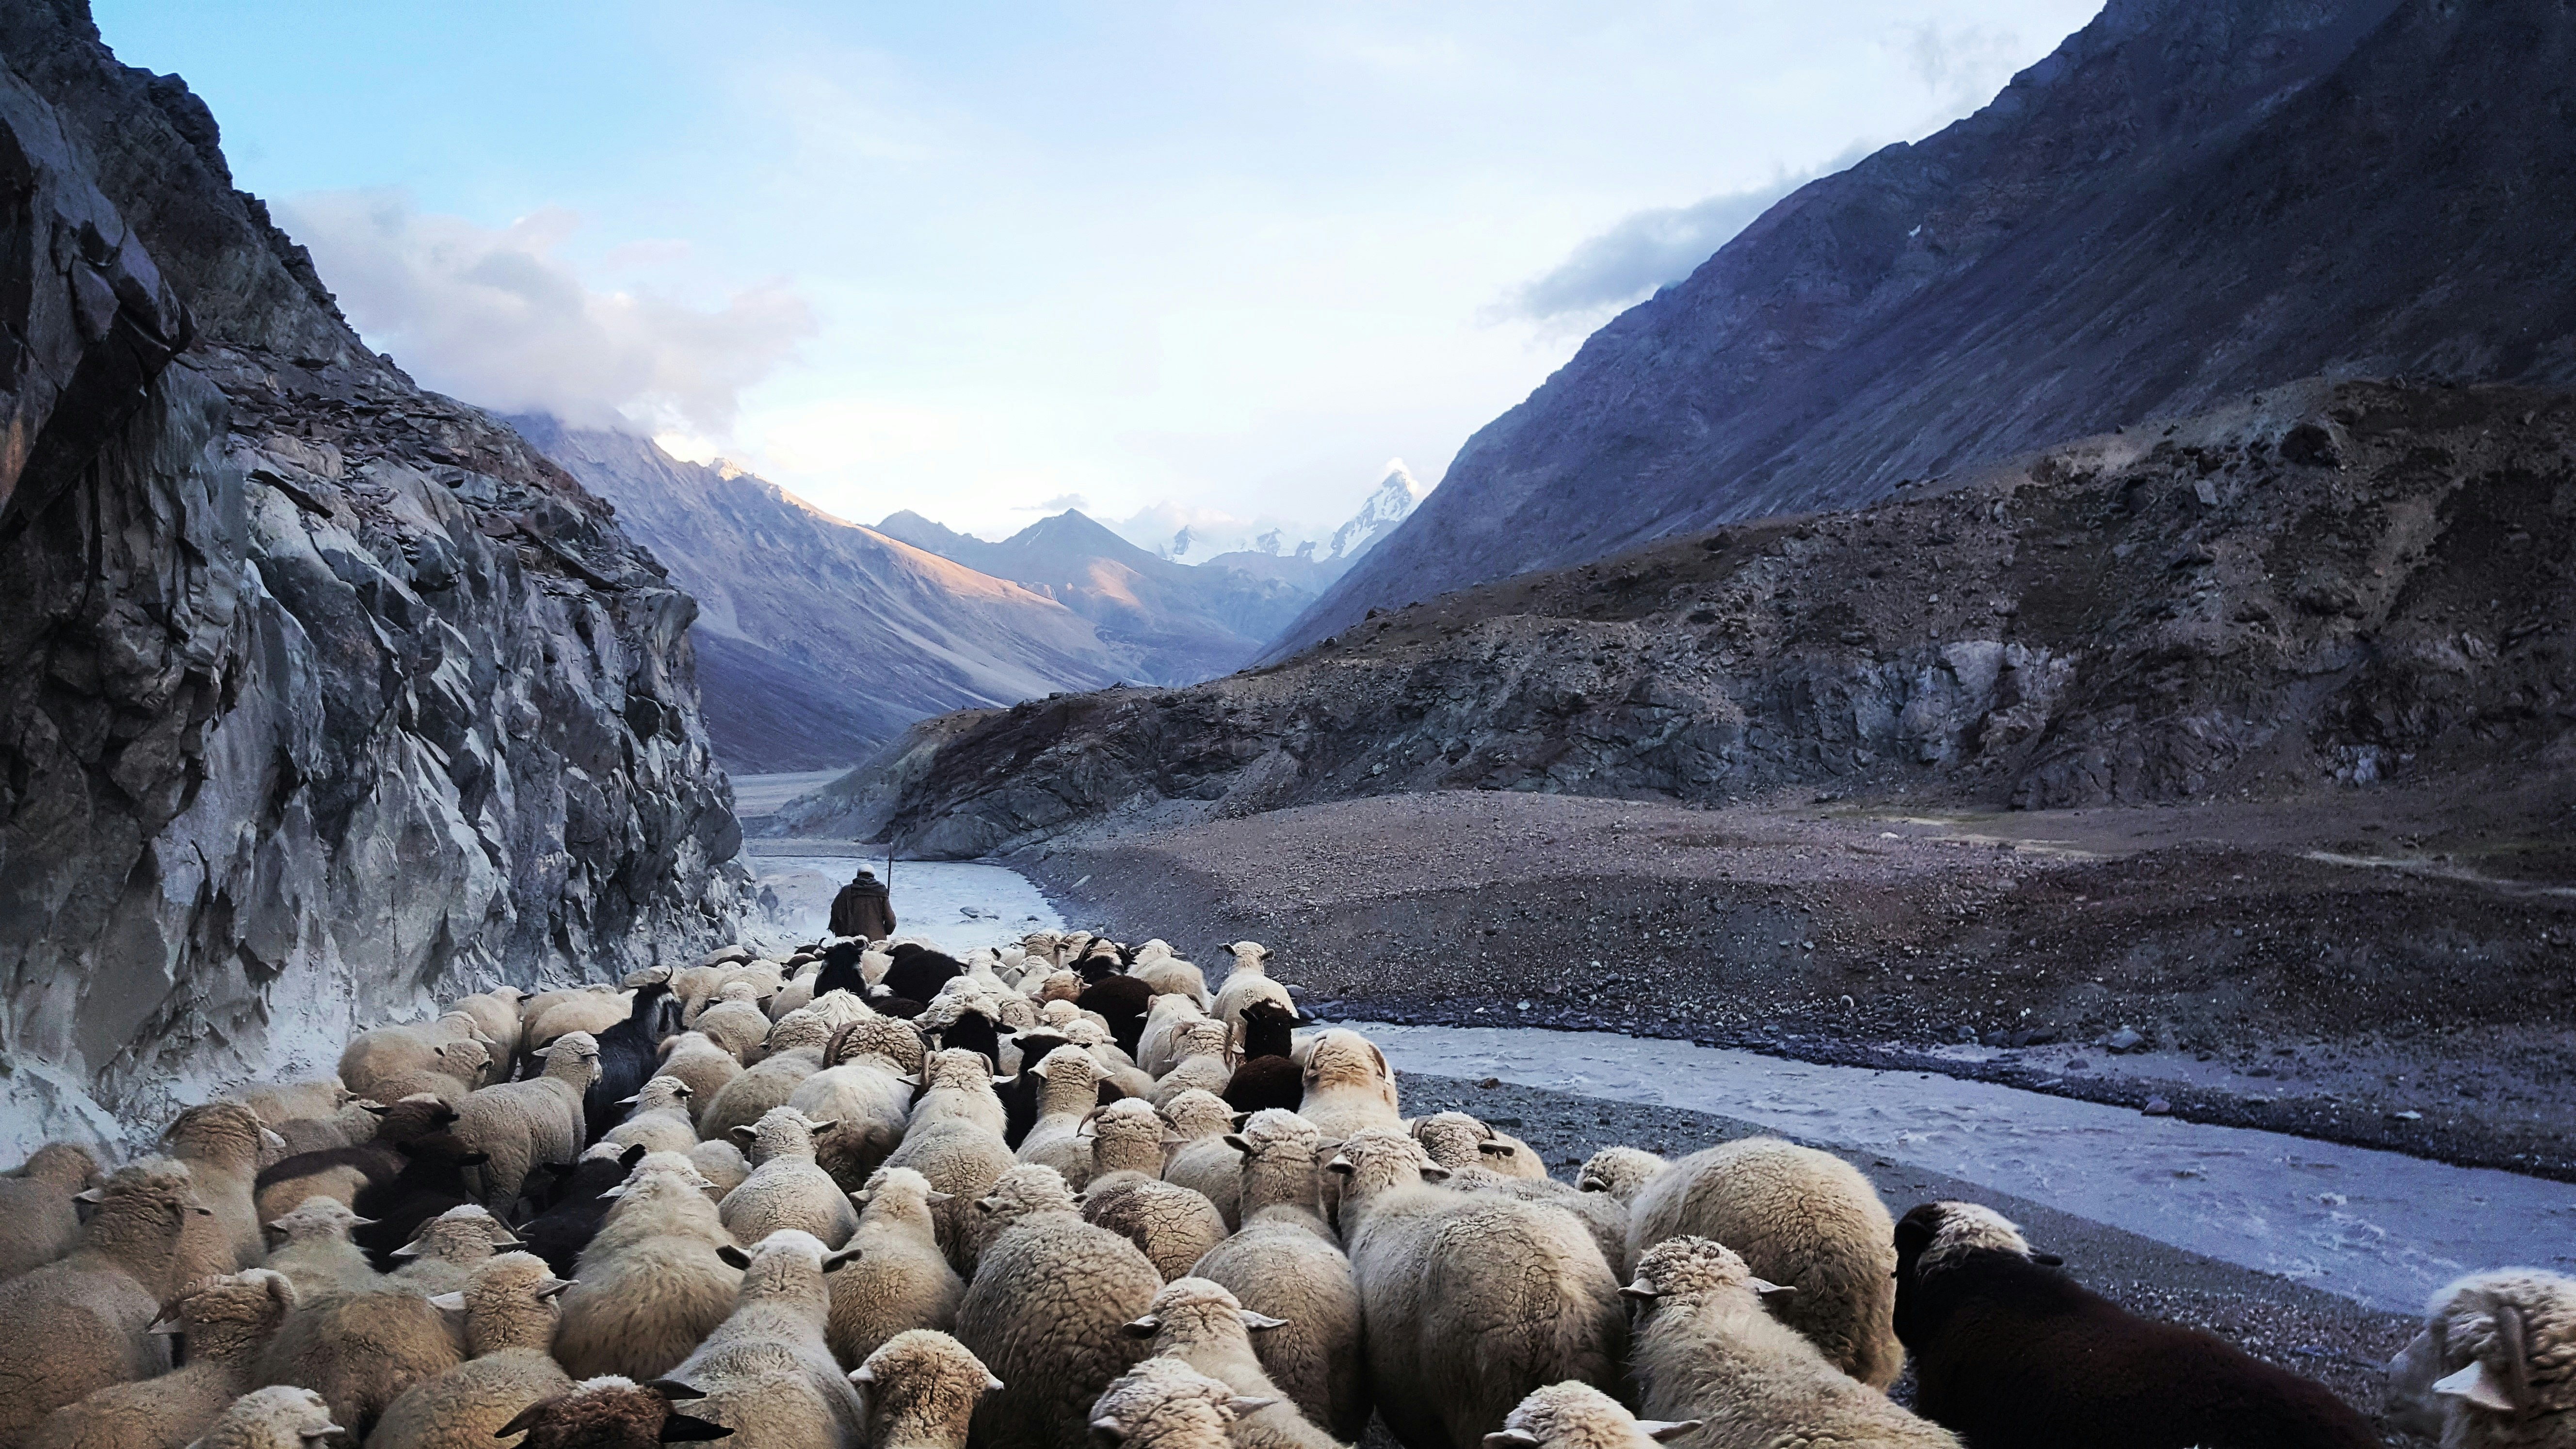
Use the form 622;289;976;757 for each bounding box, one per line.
829;863;896;940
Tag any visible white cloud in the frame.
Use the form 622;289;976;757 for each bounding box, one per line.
276;190;817;434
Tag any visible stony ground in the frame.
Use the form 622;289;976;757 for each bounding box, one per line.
1371;1075;2423;1445
1023;785;2576;1181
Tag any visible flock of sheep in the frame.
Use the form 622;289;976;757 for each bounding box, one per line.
0;927;2566;1449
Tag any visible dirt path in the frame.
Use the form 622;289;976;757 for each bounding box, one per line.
1020;786;2576;1179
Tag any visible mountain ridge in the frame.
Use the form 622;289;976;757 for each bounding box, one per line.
1271;0;2576;657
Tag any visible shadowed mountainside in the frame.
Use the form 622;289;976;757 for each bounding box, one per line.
1276;0;2576;656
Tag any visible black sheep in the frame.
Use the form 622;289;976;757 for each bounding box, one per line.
1893;1201;2379;1449
584;979;678;1146
353;1132;493;1267
1074;973;1154;1058
934;1007;1006;1071
812;940;869;1001
881;943;965;1003
998;1031;1069;1148
871;994;929;1020
1221;998;1303;1116
518;1143;647;1275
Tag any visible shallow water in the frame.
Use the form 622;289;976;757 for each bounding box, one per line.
1348;1020;2576;1313
748;855;1063;953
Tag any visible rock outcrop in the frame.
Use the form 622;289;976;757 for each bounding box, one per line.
1275;0;2576;656
834;381;2576;856
513;419;1135;774
0;2;746;1150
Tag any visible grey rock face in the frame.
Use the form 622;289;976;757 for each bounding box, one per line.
1276;0;2576;656
0;5;745;1147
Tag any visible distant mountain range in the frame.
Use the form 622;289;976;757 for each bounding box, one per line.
1271;0;2576;657
1125;464;1431;579
520;423;1422;772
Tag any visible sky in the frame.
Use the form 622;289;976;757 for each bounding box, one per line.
94;1;2104;544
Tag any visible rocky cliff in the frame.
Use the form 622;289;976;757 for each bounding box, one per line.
0;2;747;1150
850;380;2576;856
514;420;1133;774
1275;0;2576;656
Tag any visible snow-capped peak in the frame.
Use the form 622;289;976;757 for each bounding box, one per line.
1321;461;1430;562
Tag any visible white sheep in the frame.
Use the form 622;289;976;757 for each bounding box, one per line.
1626;1235;1957;1449
1329;1129;1624;1449
656;1033;746;1121
350;1040;491;1110
1574;1148;1666;1204
555;1168;742;1382
1624;1137;1900;1389
1086;1356;1270;1449
179;1387;340;1449
953;1165;1162;1449
452;1033;602;1212
387;1205;520;1295
1407;1112;1545;1183
339;1015;492;1104
1127;945;1211;1012
721;1108;860;1250
164;1103;283;1270
698;1047;825;1146
22;1269;295;1449
663;1230;867;1449
1211;944;1295;1040
689;1140;752;1201
1135;997;1211;1080
1014;1047;1110;1190
1123;1278;1340;1449
1147;1022;1235;1110
691;989;772;1064
1485;1383;1701;1449
446;987;528;1065
261;1199;380;1301
0;1163;205;1444
1077;1102;1225;1283
880;1116;1016;1276
1293;1030;1400;1142
520;989;632;1059
2385;1268;2576;1447
601;1078;700;1157
363;1253;575;1449
787;1049;912;1193
905;1051;1009;1141
255;1278;462;1438
849;1330;999;1449
826;1168;964;1370
1192;1111;1366;1441
0;1143;100;1280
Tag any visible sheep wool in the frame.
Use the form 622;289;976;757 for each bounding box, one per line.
1080;1171;1227;1286
1087;1356;1269;1449
388;1206;519;1295
0;1163;205;1445
1013;1047;1109;1190
1210;943;1290;1038
1408;1112;1546;1183
22;1270;295;1449
786;1051;912;1193
849;1331;998;1449
1192;1111;1367;1441
555;1172;743;1382
1625;1236;1958;1449
181;1387;340;1449
261;1200;380;1302
601;1079;700;1158
955;1165;1162;1449
903;1051;1009;1141
663;1231;867;1449
1624;1137;1901;1389
720;1109;860;1250
165;1104;282;1271
689;1140;752;1202
1574;1149;1665;1205
452;1034;602;1212
1147;1022;1235;1111
1293;1031;1401;1143
1486;1383;1702;1449
487;1377;729;1449
698;1049;826;1147
362;1254;575;1449
2386;1268;2576;1448
656;1034;747;1122
254;1279;462;1438
1124;1278;1342;1449
826;1169;965;1371
879;1119;1016;1276
1330;1129;1625;1449
0;1144;100;1281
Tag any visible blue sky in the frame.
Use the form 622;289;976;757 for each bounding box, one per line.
95;1;2103;543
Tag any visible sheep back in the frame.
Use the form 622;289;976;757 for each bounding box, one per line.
956;1213;1161;1449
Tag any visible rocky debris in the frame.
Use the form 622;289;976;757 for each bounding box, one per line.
1279;0;2576;656
827;378;2576;858
0;3;745;1148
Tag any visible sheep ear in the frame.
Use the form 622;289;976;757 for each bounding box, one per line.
600;1184;628;1198
659;1414;734;1443
73;1187;104;1203
1224;1134;1254;1156
718;1245;752;1269
349;1216;379;1227
1028;1060;1051;1079
2030;1252;2064;1267
1120;1314;1161;1339
1751;1279;1797;1304
823;1248;861;1273
983;1373;1005;1393
1477;1142;1516;1158
617;1094;642;1105
1482;1432;1541;1449
1239;1310;1288;1331
645;1381;706;1402
427;1291;468;1312
535;1279;575;1299
496;1399;561;1438
926;1191;953;1205
621;1143;647;1167
1639;1420;1703;1442
1418;1165;1451;1182
390;1244;422;1258
1226;1397;1276;1417
361;1102;391;1115
730;1126;756;1142
1325;1158;1354;1175
1620;1283;1662;1303
848;1366;875;1385
804;1119;840;1136
1090;1415;1128;1443
2434;1362;2519;1414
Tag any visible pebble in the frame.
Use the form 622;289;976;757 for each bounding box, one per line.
2143;1096;2173;1116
